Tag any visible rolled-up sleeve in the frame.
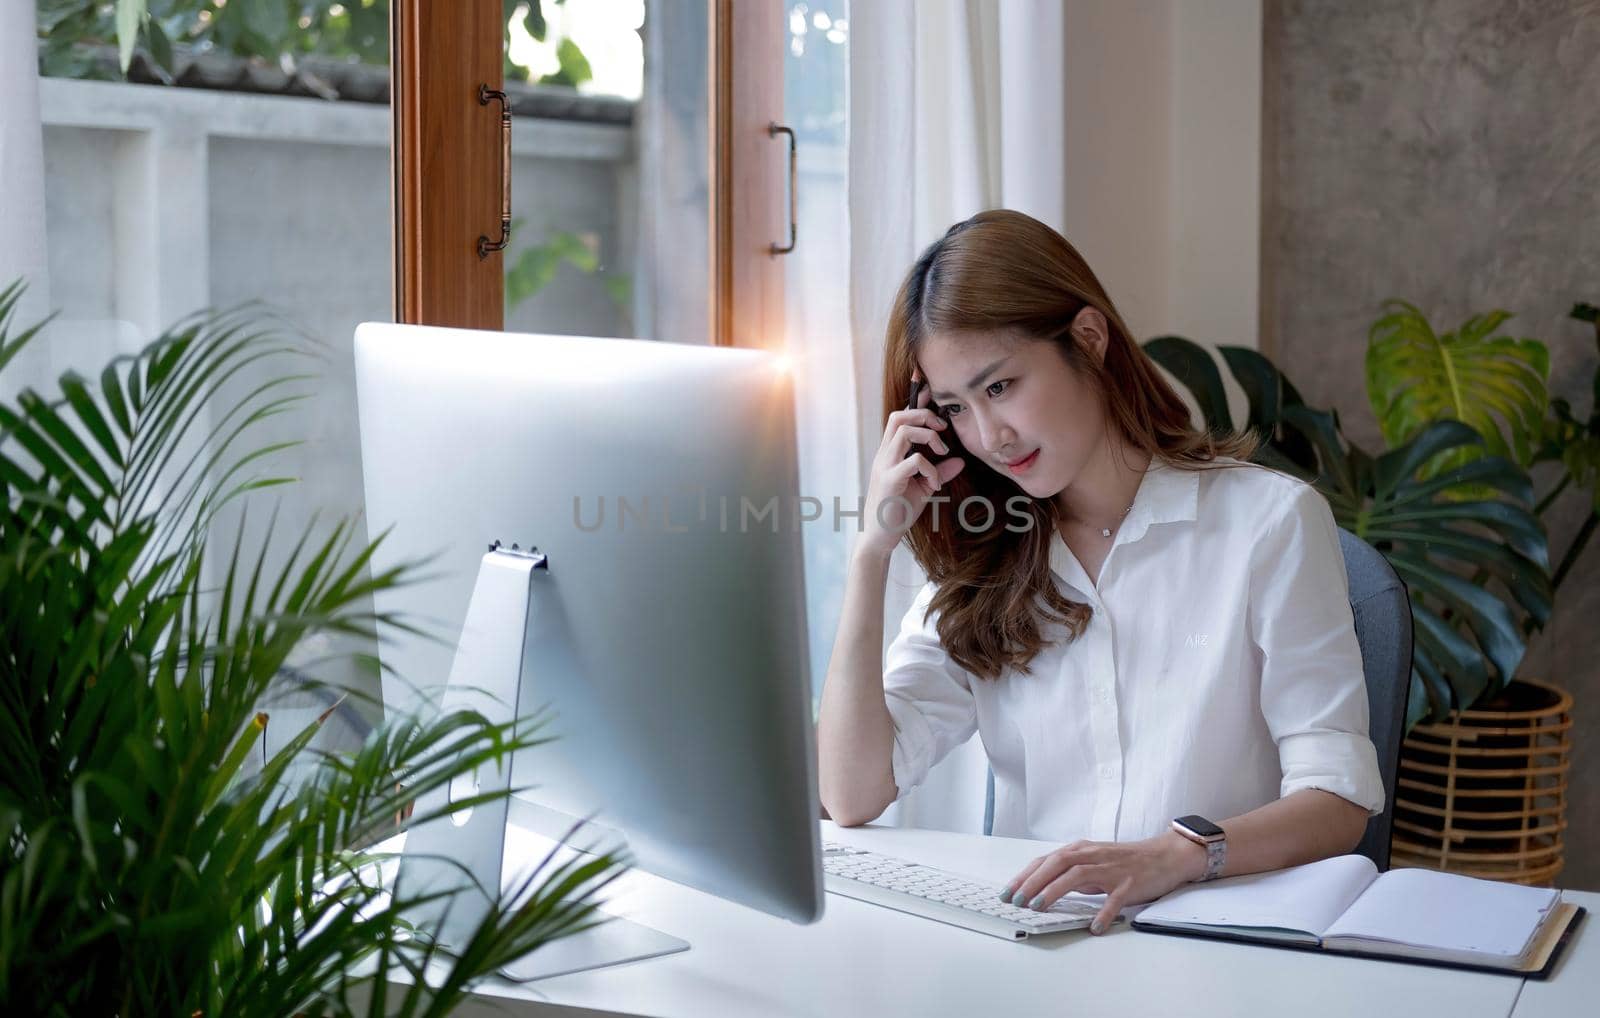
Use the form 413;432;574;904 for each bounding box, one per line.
1249;484;1387;816
883;581;978;799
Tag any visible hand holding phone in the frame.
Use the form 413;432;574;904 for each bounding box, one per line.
858;368;967;557
904;377;957;463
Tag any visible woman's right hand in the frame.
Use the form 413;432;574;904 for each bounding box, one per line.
859;370;967;560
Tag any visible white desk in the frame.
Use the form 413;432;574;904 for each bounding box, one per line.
445;822;1593;1018
1510;883;1598;1018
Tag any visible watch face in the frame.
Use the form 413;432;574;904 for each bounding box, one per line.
1175;814;1224;839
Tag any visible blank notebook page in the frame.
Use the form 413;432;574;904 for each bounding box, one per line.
1322;868;1560;956
1137;854;1377;935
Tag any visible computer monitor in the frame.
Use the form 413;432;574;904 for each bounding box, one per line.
352;322;823;978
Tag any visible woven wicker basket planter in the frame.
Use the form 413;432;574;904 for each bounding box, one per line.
1389;678;1572;886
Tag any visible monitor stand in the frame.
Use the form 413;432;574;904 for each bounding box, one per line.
499;912;689;981
397;546;691;980
497;798;690;980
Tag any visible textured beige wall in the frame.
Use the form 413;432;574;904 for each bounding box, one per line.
1263;0;1600;890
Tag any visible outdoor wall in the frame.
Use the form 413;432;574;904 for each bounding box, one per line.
1263;0;1600;890
38;78;634;735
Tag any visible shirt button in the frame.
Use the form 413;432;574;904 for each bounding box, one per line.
1099;764;1115;779
1095;686;1112;703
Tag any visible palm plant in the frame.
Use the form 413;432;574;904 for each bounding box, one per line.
1144;335;1550;728
0;281;625;1015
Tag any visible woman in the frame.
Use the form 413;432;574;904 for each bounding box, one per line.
815;209;1384;937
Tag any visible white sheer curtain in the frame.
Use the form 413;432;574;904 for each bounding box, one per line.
0;0;54;400
846;0;1067;833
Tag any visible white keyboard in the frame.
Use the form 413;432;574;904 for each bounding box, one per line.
822;840;1104;940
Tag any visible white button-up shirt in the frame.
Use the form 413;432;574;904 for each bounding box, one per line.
882;457;1386;843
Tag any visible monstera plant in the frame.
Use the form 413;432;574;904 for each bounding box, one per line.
0;281;624;1015
1368;300;1600;599
1144;332;1550;729
1142;337;1319;478
1366;300;1550;479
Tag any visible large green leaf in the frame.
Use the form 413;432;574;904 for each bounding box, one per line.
1141;335;1319;476
1366;300;1550;474
1144;335;1235;433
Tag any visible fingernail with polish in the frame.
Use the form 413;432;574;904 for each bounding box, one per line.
1010;890;1028;906
1028;894;1045;911
1090;920;1104;935
997;887;1013;903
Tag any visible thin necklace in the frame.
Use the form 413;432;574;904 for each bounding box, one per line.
1099;503;1135;538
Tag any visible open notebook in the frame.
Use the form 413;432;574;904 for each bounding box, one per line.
1132;855;1584;977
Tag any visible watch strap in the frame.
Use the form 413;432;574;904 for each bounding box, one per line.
1171;816;1227;881
1198;835;1226;881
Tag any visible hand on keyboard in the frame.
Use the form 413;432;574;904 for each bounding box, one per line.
1001;832;1208;935
823;841;1116;941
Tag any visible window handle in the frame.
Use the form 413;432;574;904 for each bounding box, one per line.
768;122;797;256
478;85;511;259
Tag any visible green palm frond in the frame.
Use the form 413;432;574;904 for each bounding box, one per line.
1366;300;1550;475
0;282;624;1015
0;281;55;376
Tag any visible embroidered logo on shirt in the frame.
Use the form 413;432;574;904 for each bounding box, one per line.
1185;633;1210;648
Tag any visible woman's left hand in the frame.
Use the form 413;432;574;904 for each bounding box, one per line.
1000;832;1208;935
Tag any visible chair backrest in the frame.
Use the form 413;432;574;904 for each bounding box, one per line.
1338;528;1412;870
982;528;1412;871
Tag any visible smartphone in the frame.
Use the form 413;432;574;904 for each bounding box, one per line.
905;379;959;464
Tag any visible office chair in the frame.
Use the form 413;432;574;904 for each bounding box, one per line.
982;527;1413;872
1339;527;1413;870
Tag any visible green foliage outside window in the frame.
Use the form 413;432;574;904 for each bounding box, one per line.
36;0;592;90
37;0;392;79
504;224;630;318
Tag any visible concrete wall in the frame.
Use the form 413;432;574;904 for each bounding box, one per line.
1263;0;1600;890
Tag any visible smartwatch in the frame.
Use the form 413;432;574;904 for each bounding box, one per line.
1171;814;1227;882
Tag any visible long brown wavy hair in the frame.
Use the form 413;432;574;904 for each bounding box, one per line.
881;208;1259;681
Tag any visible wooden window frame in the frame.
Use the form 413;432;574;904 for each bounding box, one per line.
391;0;784;347
709;0;785;350
391;0;505;331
